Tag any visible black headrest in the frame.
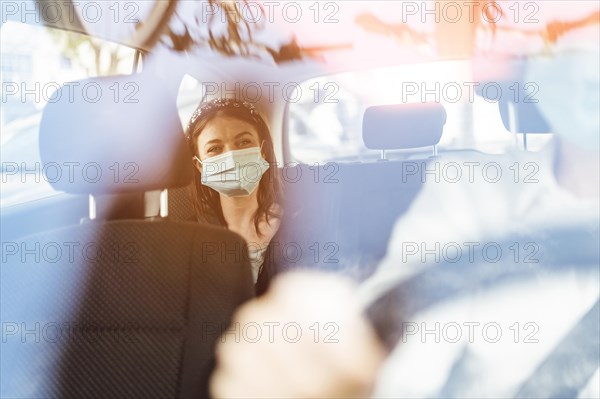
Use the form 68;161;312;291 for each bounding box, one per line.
363;103;447;150
39;74;192;194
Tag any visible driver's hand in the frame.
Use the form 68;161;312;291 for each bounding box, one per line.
210;271;387;398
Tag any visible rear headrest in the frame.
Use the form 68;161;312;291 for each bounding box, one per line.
39;74;192;194
473;58;550;134
362;103;446;150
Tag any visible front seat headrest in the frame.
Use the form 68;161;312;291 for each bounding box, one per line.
39;73;192;195
362;103;447;150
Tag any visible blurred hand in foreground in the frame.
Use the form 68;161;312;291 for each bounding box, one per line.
210;270;387;398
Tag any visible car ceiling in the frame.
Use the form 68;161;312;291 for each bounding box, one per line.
4;0;598;163
7;1;599;80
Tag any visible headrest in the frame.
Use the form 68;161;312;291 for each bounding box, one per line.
473;58;551;134
362;103;446;150
39;74;192;194
498;100;551;134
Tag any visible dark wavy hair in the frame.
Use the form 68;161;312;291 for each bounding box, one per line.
185;99;282;237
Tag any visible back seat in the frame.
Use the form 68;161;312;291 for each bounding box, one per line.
279;161;426;277
278;103;447;277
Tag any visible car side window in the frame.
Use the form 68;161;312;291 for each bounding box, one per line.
1;22;136;208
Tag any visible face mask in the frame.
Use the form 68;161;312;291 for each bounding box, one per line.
195;146;270;197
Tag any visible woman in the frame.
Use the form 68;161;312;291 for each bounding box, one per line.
186;98;283;295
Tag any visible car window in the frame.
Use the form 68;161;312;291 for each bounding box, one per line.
1;21;136;208
289;60;552;163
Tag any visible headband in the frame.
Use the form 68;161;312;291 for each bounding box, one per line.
187;98;260;132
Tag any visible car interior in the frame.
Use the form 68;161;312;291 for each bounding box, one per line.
1;1;599;398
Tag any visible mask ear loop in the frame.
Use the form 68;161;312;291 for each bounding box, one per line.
259;140;266;158
193;156;203;172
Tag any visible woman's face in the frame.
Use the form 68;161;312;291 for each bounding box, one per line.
196;116;262;161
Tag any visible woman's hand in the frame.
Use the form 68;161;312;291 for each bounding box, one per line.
210;270;387;398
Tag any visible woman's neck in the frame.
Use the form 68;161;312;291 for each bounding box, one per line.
220;191;259;232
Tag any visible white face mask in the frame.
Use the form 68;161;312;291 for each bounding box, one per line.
195;146;270;197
